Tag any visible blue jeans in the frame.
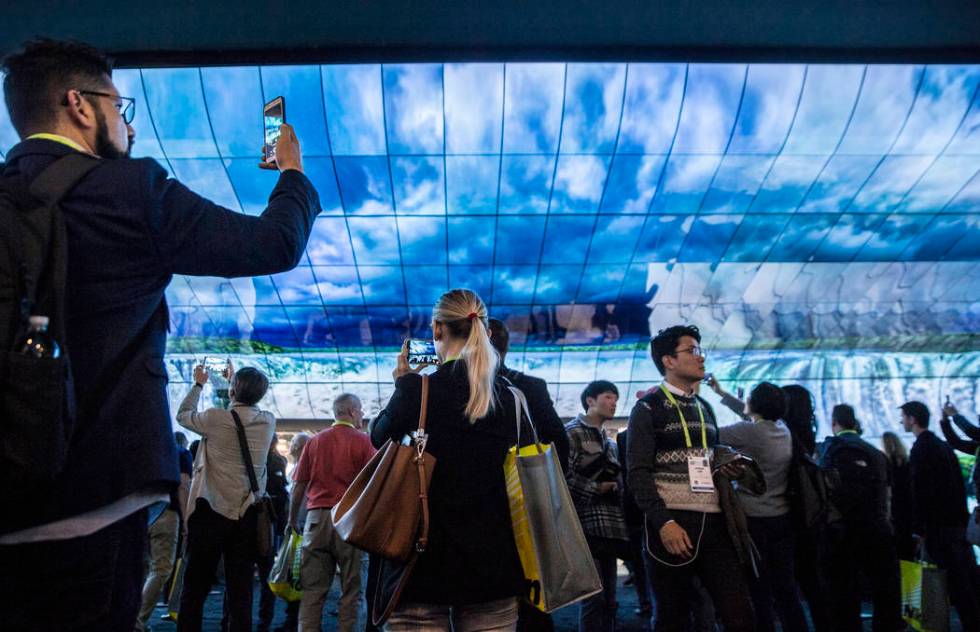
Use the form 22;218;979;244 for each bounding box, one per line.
384;597;519;632
581;536;623;632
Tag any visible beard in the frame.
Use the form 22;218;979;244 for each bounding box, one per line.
93;107;132;159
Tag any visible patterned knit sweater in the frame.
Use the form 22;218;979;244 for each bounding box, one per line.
626;386;721;532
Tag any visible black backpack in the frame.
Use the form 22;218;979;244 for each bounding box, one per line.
0;153;100;486
822;437;888;526
787;437;829;531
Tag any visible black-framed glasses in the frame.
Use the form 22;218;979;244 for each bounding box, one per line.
674;345;705;358
71;90;136;124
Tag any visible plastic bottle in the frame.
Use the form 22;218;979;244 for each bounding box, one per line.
16;315;61;358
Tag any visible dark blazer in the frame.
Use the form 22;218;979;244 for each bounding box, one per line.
500;365;569;471
909;429;969;535
371;360;525;605
1;139;319;533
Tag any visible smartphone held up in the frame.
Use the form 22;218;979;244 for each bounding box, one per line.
407;339;438;366
262;96;285;165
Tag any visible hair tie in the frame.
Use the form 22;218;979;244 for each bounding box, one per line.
467;312;478;321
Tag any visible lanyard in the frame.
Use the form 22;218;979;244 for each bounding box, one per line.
660;384;707;450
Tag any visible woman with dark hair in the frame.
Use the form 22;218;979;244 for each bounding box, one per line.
718;382;808;632
780;384;829;632
782;385;817;457
371;289;523;631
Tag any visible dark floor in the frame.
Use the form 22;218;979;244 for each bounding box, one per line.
145;561;962;631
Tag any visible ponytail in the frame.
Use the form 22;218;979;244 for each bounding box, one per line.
432;289;499;423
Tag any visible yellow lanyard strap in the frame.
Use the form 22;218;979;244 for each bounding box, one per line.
659;384;707;450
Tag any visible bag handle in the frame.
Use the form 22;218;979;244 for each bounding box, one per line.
508;385;544;454
231;409;261;495
413;375;431;553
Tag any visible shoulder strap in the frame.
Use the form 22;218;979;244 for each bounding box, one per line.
413;375;431;553
28;153;101;205
230;409;261;494
3;153;100;343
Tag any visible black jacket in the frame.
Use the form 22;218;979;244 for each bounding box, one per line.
500;365;569;471
371;361;525;605
909;430;969;535
1;139;320;533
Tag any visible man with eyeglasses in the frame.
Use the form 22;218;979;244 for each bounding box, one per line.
0;39;321;630
626;325;755;631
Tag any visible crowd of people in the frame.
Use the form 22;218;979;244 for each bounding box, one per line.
1;38;978;632
123;312;980;632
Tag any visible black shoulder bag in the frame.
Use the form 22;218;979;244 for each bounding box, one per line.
230;409;275;558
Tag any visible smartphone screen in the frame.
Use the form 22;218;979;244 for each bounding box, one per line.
263;97;285;163
407;339;438;366
202;356;230;386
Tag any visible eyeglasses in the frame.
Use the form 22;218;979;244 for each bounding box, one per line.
673;346;705;358
70;90;136;124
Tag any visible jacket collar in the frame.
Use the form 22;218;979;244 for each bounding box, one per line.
5;137;89;164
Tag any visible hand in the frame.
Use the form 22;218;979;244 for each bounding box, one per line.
193;364;209;386
705;374;722;395
942;403;958;418
392;340;428;381
222;360;235;382
719;462;745;480
259;123;303;173
660;521;693;558
598;481;618;495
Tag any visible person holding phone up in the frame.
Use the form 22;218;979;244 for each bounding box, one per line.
0;39;320;631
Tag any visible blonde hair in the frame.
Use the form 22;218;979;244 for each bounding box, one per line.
881;431;908;468
433;289;498;422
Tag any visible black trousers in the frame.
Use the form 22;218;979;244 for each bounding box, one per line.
0;507;147;632
646;512;755;632
823;523;902;632
794;528;831;632
177;499;258;632
746;515;808;632
924;526;980;631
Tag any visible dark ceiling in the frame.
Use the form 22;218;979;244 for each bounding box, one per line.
3;0;980;66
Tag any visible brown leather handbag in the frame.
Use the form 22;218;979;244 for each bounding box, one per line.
332;374;435;562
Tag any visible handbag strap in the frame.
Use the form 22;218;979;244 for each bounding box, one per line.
414;375;431;553
230;409;261;494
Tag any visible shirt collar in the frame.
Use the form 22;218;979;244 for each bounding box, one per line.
26;133;89;154
836;429;859;436
662;380;696;398
332;420;356;429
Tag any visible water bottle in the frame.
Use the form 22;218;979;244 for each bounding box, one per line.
16;315;61;358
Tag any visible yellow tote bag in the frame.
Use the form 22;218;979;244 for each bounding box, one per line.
504;386;602;612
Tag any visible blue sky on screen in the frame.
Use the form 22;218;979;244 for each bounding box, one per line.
1;62;977;423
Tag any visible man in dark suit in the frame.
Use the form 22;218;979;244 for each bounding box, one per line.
0;39;320;630
488;318;569;470
487;317;568;632
902;400;980;630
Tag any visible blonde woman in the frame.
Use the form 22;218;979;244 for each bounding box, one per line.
370;289;523;631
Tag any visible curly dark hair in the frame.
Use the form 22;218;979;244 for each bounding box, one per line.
2;38;113;137
650;325;701;376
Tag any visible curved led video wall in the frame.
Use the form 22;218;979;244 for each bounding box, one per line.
1;62;978;437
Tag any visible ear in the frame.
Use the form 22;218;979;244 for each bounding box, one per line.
432;322;442;341
62;89;98;130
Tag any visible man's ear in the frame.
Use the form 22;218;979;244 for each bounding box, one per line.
62;89;98;130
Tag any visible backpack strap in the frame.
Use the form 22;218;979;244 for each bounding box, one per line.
5;153;99;341
28;153;101;206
